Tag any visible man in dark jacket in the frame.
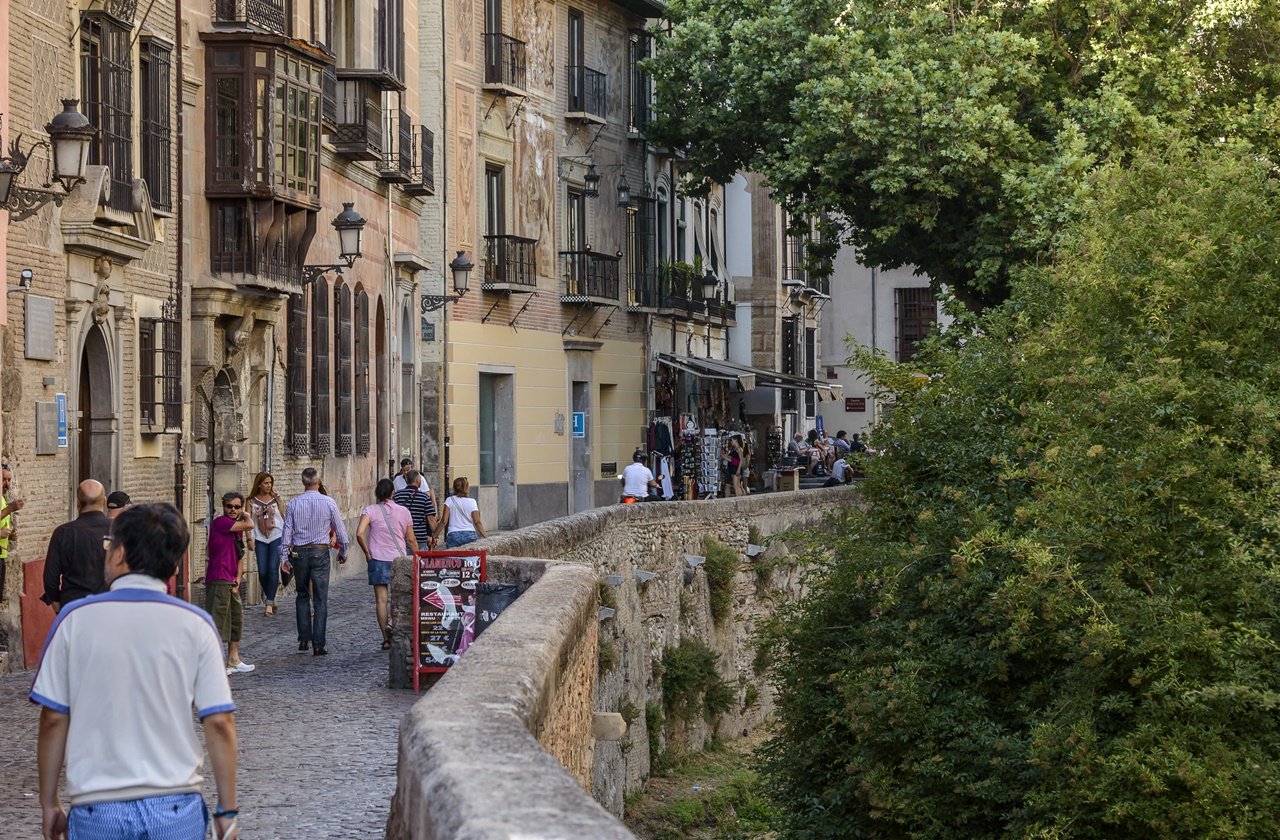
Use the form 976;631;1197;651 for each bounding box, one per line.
43;480;112;612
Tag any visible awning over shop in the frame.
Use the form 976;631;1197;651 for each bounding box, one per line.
656;353;841;401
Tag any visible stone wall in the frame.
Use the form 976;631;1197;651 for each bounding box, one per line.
385;561;628;839
388;486;856;836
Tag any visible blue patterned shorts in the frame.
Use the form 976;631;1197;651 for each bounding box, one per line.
68;792;207;840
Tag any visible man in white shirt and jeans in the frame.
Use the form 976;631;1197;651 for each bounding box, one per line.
620;449;659;501
32;503;240;840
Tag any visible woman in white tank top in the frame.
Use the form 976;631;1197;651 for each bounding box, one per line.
439;477;488;548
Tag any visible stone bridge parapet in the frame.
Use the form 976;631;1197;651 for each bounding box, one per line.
387;487;857;838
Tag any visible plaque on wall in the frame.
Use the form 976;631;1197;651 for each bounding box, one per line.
25;295;56;360
845;397;867;412
35;402;58;455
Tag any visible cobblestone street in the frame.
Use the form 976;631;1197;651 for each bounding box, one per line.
0;570;418;838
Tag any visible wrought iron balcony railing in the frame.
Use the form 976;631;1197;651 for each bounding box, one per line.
567;65;606;121
331;79;383;161
403;126;435;197
484;235;538;289
484;33;527;92
628;266;660;310
378;109;414;183
212;0;286;33
561;250;620;302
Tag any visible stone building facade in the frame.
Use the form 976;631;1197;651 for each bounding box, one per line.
183;0;434;587
0;0;183;666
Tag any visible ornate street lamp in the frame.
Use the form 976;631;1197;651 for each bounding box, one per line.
583;163;601;199
700;268;719;303
46;100;95;193
333;202;366;267
0;100;95;217
617;174;631;208
422;251;474;313
302;204;367;282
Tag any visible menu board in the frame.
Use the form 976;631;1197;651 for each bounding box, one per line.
413;549;486;692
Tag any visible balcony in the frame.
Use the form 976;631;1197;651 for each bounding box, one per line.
483;235;538;291
403;126;435;197
213;0;286;34
484;33;528;95
628;266;660;311
657;262;703;315
567;66;606;123
378;110;414;184
561;250;620;304
331;79;383;161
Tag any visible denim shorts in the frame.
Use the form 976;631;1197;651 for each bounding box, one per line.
367;559;392;586
445;530;477;548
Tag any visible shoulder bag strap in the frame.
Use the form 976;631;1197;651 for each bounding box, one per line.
377;502;409;557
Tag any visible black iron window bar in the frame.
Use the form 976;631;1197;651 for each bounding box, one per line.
484;32;527;91
567;65;606;119
213;0;287;34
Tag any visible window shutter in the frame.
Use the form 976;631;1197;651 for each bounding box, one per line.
355;290;371;455
312;278;331;455
335;282;353;456
138;319;157;427
287;293;310;454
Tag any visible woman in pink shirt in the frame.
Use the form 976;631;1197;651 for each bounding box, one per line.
356;478;418;649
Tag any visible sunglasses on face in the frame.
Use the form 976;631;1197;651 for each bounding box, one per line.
225;504;242;510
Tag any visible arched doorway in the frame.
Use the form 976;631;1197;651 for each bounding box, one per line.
376;296;388;475
77;325;115;489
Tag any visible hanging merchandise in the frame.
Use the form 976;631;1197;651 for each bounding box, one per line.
678;428;700;499
767;427;785;470
699;429;722;498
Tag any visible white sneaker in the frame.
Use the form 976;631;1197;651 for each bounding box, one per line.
226;661;256;674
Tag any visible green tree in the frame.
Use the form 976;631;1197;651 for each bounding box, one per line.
647;0;1280;307
761;140;1280;837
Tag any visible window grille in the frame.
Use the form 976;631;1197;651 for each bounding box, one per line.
161;295;182;430
286;292;310;455
311;278;331;455
804;327;817;418
628;30;653;134
138;318;158;427
354;290;371;455
139;39;172;212
781;315;798;413
895;287;938;361
81;12;133;213
334;282;353;456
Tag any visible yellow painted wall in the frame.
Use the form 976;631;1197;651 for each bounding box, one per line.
447;322;645;488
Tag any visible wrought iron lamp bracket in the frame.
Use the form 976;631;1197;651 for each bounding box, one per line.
420;293;463;313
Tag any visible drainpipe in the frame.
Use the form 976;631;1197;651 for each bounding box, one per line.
174;0;188;596
439;0;451;492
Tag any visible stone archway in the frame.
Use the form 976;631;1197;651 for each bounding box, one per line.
77;324;115;490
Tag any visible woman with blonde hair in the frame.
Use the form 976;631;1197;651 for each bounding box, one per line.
437;477;488;548
247;471;285;615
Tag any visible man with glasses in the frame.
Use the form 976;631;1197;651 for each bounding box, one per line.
32;503;240;840
207;491;255;674
42;480;111;613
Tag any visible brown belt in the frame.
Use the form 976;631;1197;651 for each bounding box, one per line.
296;543;330;549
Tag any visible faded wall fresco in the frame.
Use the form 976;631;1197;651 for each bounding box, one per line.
516;112;557;277
455;0;473;63
457;86;477;250
515;0;557;96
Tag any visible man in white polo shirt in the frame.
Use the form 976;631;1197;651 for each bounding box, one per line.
31;503;240;840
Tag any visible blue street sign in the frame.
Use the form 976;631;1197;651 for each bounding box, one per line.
56;393;68;447
815;415;825;437
571;411;585;439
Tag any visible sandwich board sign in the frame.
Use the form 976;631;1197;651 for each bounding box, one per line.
413;549;485;692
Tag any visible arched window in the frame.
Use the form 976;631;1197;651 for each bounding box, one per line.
335;281;354;456
311;276;331;455
354;288;370;455
286;291;310;454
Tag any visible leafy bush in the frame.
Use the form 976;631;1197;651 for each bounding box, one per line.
762;141;1280;837
663;638;734;726
702;537;740;623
